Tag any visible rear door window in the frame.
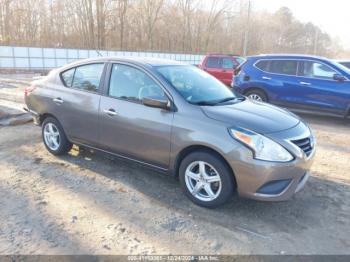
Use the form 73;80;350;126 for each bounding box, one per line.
256;60;298;76
206;57;222;69
222;58;234;69
71;63;105;92
108;64;166;103
269;60;298;76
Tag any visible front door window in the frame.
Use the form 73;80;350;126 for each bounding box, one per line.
109;64;166;102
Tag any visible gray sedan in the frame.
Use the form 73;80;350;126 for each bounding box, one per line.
25;57;315;208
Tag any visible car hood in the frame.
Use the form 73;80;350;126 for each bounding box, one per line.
201;99;300;134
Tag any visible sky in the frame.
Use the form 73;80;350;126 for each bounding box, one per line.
252;0;350;48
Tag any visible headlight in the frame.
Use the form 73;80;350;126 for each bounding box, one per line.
229;127;294;162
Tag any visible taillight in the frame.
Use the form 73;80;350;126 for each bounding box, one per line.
24;86;36;97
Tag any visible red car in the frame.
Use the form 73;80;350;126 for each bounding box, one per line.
198;54;244;86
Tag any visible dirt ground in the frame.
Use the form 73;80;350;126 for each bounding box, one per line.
0;77;349;255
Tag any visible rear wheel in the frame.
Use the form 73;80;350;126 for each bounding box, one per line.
179;151;235;208
246;89;267;102
42;117;72;155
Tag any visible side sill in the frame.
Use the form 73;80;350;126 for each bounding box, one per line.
73;142;170;174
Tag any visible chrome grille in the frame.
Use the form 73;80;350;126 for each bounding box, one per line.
292;137;313;157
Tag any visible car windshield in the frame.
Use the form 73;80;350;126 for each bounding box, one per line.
156;65;238;105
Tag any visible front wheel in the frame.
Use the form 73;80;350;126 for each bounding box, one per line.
179;151;236;208
42;117;72;155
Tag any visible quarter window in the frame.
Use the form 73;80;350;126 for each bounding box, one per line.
71;63;104;92
109;64;165;102
300;61;337;80
61;68;75;87
255;60;269;71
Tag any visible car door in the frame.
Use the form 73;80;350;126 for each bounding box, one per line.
51;63;106;146
204;56;224;81
98;63;174;169
255;59;300;107
221;57;235;86
295;60;349;114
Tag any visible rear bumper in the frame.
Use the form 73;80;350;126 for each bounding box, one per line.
23;107;40;125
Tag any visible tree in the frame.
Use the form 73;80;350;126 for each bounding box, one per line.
0;0;347;58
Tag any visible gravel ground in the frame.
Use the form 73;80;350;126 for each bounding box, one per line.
0;115;349;255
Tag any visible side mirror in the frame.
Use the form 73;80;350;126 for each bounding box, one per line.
142;96;170;110
333;73;346;82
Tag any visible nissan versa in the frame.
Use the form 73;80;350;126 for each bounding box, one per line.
25;57;315;208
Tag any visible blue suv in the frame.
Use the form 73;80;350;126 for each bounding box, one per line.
233;54;350;118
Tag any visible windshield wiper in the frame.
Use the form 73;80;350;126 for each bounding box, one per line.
192;97;244;106
214;96;246;105
215;97;237;104
192;100;217;106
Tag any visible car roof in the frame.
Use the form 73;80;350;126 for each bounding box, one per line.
61;56;187;70
207;54;242;57
247;54;328;61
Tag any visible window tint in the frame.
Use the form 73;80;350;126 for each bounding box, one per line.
300;61;337;79
61;68;75;87
206;57;221;68
71;63;104;92
109;64;165;102
255;60;269;71
269;60;298;75
222;58;234;69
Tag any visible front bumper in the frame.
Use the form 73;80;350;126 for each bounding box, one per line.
226;121;315;201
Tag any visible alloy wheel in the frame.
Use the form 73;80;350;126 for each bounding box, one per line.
43;122;60;151
248;93;263;101
184;161;222;202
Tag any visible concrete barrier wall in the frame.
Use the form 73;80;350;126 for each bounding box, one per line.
0;46;205;70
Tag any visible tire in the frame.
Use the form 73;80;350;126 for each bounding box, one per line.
42;117;72;155
245;89;267;102
179;151;235;208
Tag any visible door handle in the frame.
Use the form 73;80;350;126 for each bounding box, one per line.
53;98;63;104
262;76;271;80
300;82;311;86
103;109;118;116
